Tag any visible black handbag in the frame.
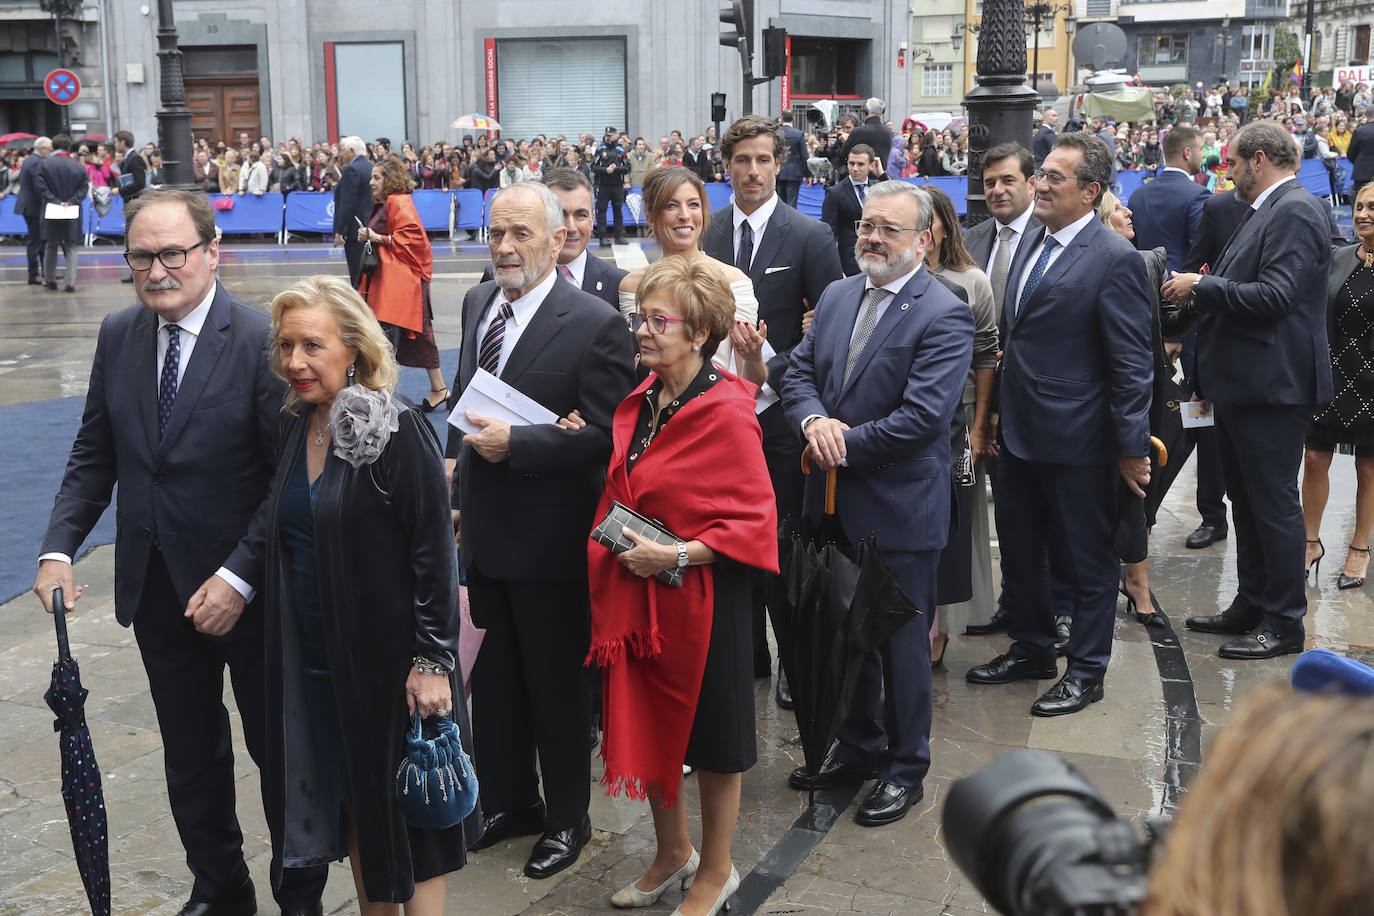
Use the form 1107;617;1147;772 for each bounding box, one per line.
358;237;379;275
590;501;685;587
394;712;478;830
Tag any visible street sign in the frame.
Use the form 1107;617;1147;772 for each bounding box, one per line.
44;69;81;106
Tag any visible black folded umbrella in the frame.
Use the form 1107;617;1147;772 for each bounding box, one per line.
768;464;922;804
43;587;111;916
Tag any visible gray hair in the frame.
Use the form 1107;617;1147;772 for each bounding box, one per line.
1050;131;1113;205
489;181;564;235
338;135;366;157
865;97;886;117
34;136;52;151
1231;120;1301;171
865;180;933;232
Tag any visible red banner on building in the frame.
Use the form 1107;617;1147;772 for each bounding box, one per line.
484;39;499;121
780;35;791;111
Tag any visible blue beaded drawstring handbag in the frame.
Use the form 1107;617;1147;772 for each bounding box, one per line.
394;711;478;829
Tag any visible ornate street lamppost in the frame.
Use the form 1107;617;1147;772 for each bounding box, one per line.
154;0;196;189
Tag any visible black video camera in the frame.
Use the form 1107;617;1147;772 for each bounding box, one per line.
943;750;1167;916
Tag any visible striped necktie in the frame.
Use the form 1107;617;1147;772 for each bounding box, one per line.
477;301;514;375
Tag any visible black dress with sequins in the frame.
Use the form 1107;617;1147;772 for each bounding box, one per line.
1311;262;1374;452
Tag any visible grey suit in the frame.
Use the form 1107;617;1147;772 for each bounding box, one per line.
35;152;88;288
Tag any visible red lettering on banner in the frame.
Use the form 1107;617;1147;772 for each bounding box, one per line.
781;36;791;110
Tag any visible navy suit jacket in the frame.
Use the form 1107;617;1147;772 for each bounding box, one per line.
15;152;46;219
332;156;375;236
780;124;808;182
1182;190;1249;273
1127;169;1208;274
998;216;1154;465
117;148;146;201
963;209;1043;276
1190;179;1333;407
41;284;283;625
820;179;869;276
479;253;626;310
702;199;842;397
1348;122;1374;184
782;270;974;554
446;278;636;581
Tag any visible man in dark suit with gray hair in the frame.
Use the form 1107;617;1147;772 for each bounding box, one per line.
332;135;374;288
14;136;51;285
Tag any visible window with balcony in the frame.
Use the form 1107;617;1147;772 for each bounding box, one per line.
1241;23;1275;75
922;64;954;97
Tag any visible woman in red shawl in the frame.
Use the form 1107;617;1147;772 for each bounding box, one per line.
573;256;777;916
355;155;449;412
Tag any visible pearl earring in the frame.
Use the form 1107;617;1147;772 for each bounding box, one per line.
692;344;700;351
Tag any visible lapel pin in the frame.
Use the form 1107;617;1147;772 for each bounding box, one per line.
900;302;910;311
596;281;603;291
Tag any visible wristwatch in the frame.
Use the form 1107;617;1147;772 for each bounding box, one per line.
412;655;451;676
1189;275;1204;302
676;541;690;569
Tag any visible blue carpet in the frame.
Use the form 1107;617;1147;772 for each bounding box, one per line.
0;349;460;605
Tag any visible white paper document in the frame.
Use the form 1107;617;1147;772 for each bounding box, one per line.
1180;400;1215;429
44;202;80;220
446;368;559;436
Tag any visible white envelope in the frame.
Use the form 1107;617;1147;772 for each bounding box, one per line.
447;368;558;436
1180;400;1215;428
44;202;80;220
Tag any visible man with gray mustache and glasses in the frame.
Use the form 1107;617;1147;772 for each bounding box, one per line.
34;189;328;915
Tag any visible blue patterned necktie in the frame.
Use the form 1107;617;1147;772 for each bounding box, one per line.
1015;235;1059;315
477;301;514;375
855;181;867;204
158;324;181;437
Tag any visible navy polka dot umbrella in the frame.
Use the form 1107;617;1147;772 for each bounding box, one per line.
42;588;111;916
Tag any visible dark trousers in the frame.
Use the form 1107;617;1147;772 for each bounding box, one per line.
467;568;592;831
24;214;45;279
1195;426;1229;528
1213;402;1310;632
595;184;626;240
343;239;364;289
777;179;801;208
832;549;937;788
752;408;805;668
994;451;1118;680
131;552;326;906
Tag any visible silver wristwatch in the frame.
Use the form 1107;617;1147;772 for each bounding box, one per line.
676;541;690;569
412;655;450;676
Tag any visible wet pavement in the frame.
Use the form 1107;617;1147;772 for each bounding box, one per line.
2;240;1372;915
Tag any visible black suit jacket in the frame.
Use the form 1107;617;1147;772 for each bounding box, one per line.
779;124;808;183
820;179;868;276
1348;122;1374;184
118;148;146;201
446;278;637;581
1182;190;1249;274
41;284;283;625
15;152;47;219
702;199;843;397
1032;125;1055;166
36;152;89;243
1127;169;1209;275
839;117;893;173
332;156;374;236
479;253;627;310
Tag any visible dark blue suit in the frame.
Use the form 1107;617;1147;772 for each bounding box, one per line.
15;151;47;280
783;268;973;787
1128;168;1208;275
996;216;1153;680
778;123;809;207
1189;179;1333;633
332;155;375;287
821;179;870;276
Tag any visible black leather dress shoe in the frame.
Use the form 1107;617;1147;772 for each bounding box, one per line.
470;801;546;851
1218;627;1304;660
788;752;876;791
964;604;1010;636
523;813;592;879
1031;673;1104;717
279;902;323;916
965;652;1058;685
176;876;256;916
1053;614;1073;656
775;670;794;710
27;276;43;285
1184;610;1259;635
855;781;922;827
1185;524;1227;549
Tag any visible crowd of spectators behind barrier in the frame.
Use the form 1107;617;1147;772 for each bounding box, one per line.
3;78;1373;210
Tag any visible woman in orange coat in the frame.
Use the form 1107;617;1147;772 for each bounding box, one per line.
356;154;449;412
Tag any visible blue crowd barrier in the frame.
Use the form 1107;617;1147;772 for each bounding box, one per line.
85;194;125;237
209;193;285;234
412;189;452;231
0;196;26;235
454;189;485;229
797;183;824;220
283;191;334;233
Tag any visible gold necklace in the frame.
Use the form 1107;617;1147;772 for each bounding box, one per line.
1360;245;1374;269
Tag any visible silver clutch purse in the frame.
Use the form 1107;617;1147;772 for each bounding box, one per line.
590;501;685;587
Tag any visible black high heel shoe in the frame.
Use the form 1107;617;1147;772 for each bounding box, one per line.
1122;587;1167;628
1338;544;1370;590
930;633;948;671
1306;537;1326;584
418;386;450;414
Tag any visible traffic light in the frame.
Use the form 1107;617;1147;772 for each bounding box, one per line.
761;27;787;78
719;0;755;68
711;92;728;124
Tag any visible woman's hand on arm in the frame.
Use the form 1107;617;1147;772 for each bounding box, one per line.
406;664;454;718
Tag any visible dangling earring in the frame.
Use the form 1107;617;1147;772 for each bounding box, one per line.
347;363;356;386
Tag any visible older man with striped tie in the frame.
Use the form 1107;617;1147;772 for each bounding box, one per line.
444;182;636;878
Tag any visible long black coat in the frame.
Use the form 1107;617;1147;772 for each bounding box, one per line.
262;404;481;904
36;152;89;243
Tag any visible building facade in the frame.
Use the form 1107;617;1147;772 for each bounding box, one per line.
1111;0;1288;90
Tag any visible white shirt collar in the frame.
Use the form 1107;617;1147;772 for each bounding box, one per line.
1250;174;1296;211
865;261;924;295
1002;204;1035;236
1044;209;1098;249
499;266;559;327
561;249;588;288
734;192;779;238
157;280;217;336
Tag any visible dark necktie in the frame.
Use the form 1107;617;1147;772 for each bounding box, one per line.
1016;236;1060;315
158;324;181;437
736;220;753;272
855;181;867;204
477;301;514;375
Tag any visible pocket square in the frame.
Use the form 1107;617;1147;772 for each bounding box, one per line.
764;265;791;274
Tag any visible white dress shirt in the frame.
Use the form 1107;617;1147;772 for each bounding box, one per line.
1011;209;1097;312
732;192;780;270
1250;173;1295;211
560;249;588;289
479;267;558;376
985;204;1036;273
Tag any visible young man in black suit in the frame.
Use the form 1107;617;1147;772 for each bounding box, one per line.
702;114;843;703
776;111;809;207
35;190;327;916
331;136;375;288
821;143;877;276
114;130;147;283
1163;121;1334;660
447;183;636;879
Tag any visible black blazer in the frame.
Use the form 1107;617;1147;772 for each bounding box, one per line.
702;199;843;396
479;253;627;310
118;148;146;201
1032;125;1055;166
14;152;47;219
1186;180;1334;406
963;210;1043;278
1127;169;1209;274
446;278;637;581
41;284;283;624
820;179;869;276
1182;190;1249;274
1348;122;1374;184
839;117;893;173
35;152;89;243
779;124;808;182
332;156;374;236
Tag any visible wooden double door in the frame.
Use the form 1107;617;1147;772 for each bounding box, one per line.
186;77;261;145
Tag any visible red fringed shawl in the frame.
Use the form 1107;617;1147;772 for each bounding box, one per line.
587;371;779;806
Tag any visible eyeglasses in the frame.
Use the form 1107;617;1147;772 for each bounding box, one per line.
123;240;209;272
854;220;919;241
626;311;687;335
1032;169;1077;187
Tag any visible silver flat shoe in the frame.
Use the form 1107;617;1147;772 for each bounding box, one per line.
610;848;699;909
